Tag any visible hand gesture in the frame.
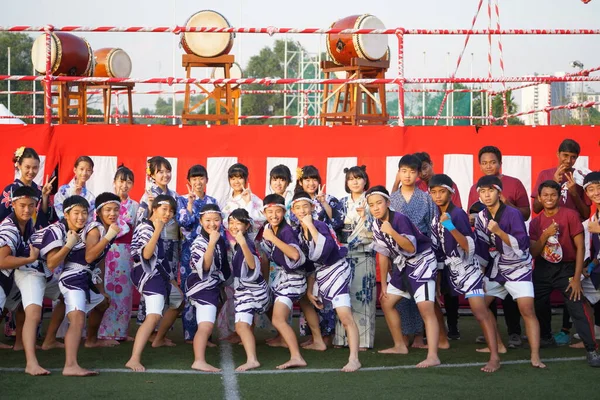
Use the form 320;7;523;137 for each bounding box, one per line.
186;183;197;204
316;184;327;205
262;226;275;242
380;220;394;236
487;220;502;235
42;175;56;197
543;220;559;238
553;164;567;183
565;172;577;195
301;214;314;227
379;283;388;302
241;183;252;204
234;230;246;246
153;219;165;233
356;199;366;220
105;223;121;241
28;244;40;262
146;191;155;208
209;230;221;245
307;292;323;310
566;278;582;301
588;220;600;234
439;212;450;223
66;230;79;248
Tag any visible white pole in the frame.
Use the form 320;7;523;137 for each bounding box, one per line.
470;52;474;125
283;36;288;125
172;0;177;125
422;51;426;126
445;52;449;126
33;65;36;122
7;47;10;112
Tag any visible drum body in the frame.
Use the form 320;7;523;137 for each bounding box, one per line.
326;14;388;66
181;10;234;57
211;62;242;88
31;32;94;76
93;48;132;78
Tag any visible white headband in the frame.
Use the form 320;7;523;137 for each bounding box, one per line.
583;181;600;190
477;184;502;193
365;191;390;200
157;200;171;206
10;195;39;203
199;210;222;217
290;197;314;208
96;200;120;210
441;184;455;194
262;203;286;211
63;204;82;214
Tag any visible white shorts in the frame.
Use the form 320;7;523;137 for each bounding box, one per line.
484;278;534;300
582;278;600;305
144;283;183;316
59;282;105;315
235;312;254;325
192;302;217;324
274;296;294;311
14;270;61;310
387;280;436;303
331;293;351;309
1;284;21;312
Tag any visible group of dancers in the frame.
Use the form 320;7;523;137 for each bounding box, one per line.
1;138;600;377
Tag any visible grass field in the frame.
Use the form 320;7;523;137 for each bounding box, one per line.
0;314;598;400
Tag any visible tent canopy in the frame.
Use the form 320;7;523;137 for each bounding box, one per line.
0;104;25;124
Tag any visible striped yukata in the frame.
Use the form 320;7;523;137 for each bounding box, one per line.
371;211;438;303
474;203;534;299
231;237;271;323
186;230;230;310
431;203;484;298
296;220;351;308
583;210;600;305
261;222;308;305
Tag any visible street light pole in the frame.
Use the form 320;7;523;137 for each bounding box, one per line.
571;60;584;125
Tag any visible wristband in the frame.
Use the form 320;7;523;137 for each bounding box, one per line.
65;242;75;250
441;214;456;231
104;229;119;242
587;262;597;275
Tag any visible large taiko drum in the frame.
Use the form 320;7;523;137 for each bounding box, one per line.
211;62;243;88
93;48;132;78
326;14;388;66
181;10;234;58
31;32;94;76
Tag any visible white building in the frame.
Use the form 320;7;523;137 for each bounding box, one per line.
570;92;600;119
519;72;570;125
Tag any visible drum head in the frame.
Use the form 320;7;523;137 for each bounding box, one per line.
31;34;58;74
211;62;242;87
183;10;233;57
108;49;132;78
356;15;387;61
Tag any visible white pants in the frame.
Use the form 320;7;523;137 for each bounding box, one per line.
14;270;61;310
192;301;217;324
484;278;534;300
59;282;105;315
144;283;183;316
387;280;436;303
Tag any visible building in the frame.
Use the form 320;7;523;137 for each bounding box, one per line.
569;91;600;119
519;72;570;125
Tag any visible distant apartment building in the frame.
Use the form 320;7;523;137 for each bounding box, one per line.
519;73;569;125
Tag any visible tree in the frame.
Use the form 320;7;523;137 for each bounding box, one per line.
0;33;44;122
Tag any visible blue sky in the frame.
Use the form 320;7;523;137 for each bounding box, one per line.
2;0;599;110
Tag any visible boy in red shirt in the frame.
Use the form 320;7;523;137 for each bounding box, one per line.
529;180;600;367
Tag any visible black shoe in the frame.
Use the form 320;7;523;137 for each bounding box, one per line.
540;337;557;348
587;351;600;367
447;327;460;340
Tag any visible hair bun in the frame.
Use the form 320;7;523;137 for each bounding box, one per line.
360;165;367;171
343;167;349;173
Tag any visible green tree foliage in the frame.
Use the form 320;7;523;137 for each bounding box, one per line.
0;33;44;122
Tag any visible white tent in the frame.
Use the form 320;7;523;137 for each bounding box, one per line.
0;104;25;124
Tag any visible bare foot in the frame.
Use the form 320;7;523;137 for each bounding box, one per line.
85;339;119;348
569;342;585;349
191;361;221;372
236;360;261;372
265;335;281;344
531;358;547;369
0;342;13;349
303;341;327;351
12;343;24;351
63;366;99;376
125;360;146;372
266;337;288;348
41;341;65;350
25;364;51;376
416;356;441;368
276;357;307;370
148;333;173;345
126;336;135;342
481;359;501;373
439;342;450;350
378;346;409;355
342;359;361;372
300;337;313;347
207;340;217;348
359;347;368;352
226;334;241;344
152;338;176;348
411;342;428;349
476;345;507;354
